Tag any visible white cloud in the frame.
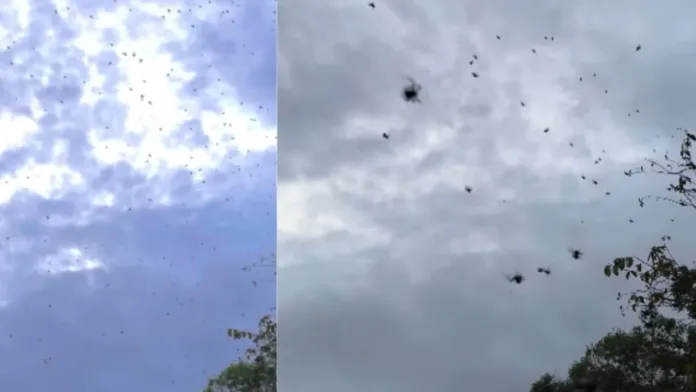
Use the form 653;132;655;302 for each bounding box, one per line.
0;0;276;389
35;246;105;275
0;112;40;155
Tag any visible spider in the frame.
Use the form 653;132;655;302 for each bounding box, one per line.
505;272;525;284
570;248;584;260
401;77;422;103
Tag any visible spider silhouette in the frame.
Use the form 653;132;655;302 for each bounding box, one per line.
570;248;584;260
401;77;422;103
505;272;525;284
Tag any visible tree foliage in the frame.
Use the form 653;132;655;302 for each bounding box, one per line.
204;314;277;392
530;130;696;391
606;130;696;325
530;373;573;392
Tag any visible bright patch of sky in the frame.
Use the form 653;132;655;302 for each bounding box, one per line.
0;0;276;390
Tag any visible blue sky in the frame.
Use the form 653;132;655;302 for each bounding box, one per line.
0;0;276;391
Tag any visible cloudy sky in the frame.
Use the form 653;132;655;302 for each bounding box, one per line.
0;0;276;391
277;0;696;391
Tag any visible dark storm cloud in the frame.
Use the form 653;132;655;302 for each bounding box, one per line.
278;0;696;391
0;0;276;391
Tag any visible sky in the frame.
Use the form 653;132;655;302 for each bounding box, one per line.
0;0;276;391
277;0;696;391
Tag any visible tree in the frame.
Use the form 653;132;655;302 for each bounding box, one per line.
529;373;573;392
204;314;277;392
530;130;696;391
530;317;696;391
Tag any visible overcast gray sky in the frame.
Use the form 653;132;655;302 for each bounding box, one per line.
277;0;696;391
0;0;276;390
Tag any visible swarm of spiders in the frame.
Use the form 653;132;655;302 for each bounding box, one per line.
397;76;587;287
384;39;650;289
504;249;584;285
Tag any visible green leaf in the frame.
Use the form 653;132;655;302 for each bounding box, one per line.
604;265;611;277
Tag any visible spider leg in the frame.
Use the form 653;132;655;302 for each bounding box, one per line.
403;76;419;89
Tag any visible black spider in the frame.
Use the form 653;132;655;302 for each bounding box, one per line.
465;186;473;193
537;267;551;275
505;272;525;284
382;132;389;140
401;77;422;103
570;248;583;260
